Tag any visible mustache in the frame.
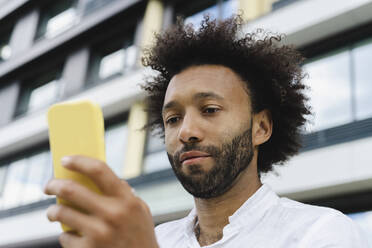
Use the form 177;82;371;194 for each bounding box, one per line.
172;143;219;164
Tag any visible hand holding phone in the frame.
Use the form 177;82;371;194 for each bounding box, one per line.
47;100;106;232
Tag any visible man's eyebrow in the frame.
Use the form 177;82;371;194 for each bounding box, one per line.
162;101;178;114
162;92;224;114
193;92;224;101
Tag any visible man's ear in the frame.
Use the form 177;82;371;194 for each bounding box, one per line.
252;109;273;147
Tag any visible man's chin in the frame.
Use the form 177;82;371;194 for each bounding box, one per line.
181;163;212;176
185;186;226;199
177;170;238;199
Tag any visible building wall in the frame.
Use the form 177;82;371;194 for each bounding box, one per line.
0;0;372;247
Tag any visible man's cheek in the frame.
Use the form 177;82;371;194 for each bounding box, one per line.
165;137;177;158
166;152;175;166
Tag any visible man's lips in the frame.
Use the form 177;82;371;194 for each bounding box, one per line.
179;151;211;164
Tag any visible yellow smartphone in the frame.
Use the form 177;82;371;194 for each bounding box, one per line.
47;100;106;232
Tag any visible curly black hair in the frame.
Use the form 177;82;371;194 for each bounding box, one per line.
141;15;311;175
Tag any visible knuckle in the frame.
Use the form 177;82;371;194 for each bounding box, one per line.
58;181;75;197
58;233;68;246
67;156;79;167
91;161;105;176
53;207;63;220
102;198;145;226
106;204;126;223
126;198;142;213
92;224;111;242
58;235;64;246
121;179;130;188
142;201;151;213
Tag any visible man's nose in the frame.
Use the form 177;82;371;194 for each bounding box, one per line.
178;113;203;143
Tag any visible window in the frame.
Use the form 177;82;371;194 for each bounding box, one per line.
15;67;64;117
304;50;353;131
143;133;170;174
0;159;29;209
105;121;128;177
175;0;238;29
87;29;136;85
0;24;13;62
272;0;299;11
0;165;6;210
353;39;372;120
0;148;53;210
220;0;238;19
183;1;219;27
304;35;372;133
0;32;11;62
83;0;119;16
35;0;78;40
22;150;52;205
0;166;7;198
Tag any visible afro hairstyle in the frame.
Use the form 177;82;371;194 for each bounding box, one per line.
141;15;311;175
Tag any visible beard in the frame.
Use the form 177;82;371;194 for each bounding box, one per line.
167;126;254;199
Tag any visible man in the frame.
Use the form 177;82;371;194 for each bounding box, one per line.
44;16;368;247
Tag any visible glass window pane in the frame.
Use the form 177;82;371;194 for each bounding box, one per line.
221;0;238;19
99;49;125;79
353;40;372;120
146;133;165;154
105;122;128;177
0;43;11;61
0;166;7;196
36;0;77;40
45;8;77;39
0;28;12;62
143;151;170;174
28;80;59;113
42;151;54;200
1;159;28;209
83;0;118;16
185;4;219;29
0;165;7;209
304;51;352;131
143;134;170;174
124;45;137;71
16;68;63;117
88;30;135;85
22;151;50;204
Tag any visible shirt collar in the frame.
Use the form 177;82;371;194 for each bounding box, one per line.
228;184;279;229
183;184;279;238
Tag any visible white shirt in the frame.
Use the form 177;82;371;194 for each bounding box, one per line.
155;184;368;248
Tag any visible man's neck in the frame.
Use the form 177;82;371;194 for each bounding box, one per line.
193;167;262;246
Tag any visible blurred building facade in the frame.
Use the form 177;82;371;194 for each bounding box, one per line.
0;0;371;247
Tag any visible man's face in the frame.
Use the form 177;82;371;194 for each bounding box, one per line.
162;65;255;199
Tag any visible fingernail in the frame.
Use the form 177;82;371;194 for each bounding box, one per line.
43;180;51;193
47;205;59;221
44;179;55;194
61;156;71;166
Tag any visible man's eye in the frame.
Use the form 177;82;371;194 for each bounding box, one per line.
166;117;180;124
203;107;220;114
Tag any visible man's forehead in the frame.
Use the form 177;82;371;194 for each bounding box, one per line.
167;65;248;94
166;65;245;94
163;65;251;111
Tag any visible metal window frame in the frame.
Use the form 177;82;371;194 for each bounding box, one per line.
13;63;64;118
85;24;137;87
34;0;79;41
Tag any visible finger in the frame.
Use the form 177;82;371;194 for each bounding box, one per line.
61;155;130;196
44;179;109;215
47;204;100;235
59;232;89;248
